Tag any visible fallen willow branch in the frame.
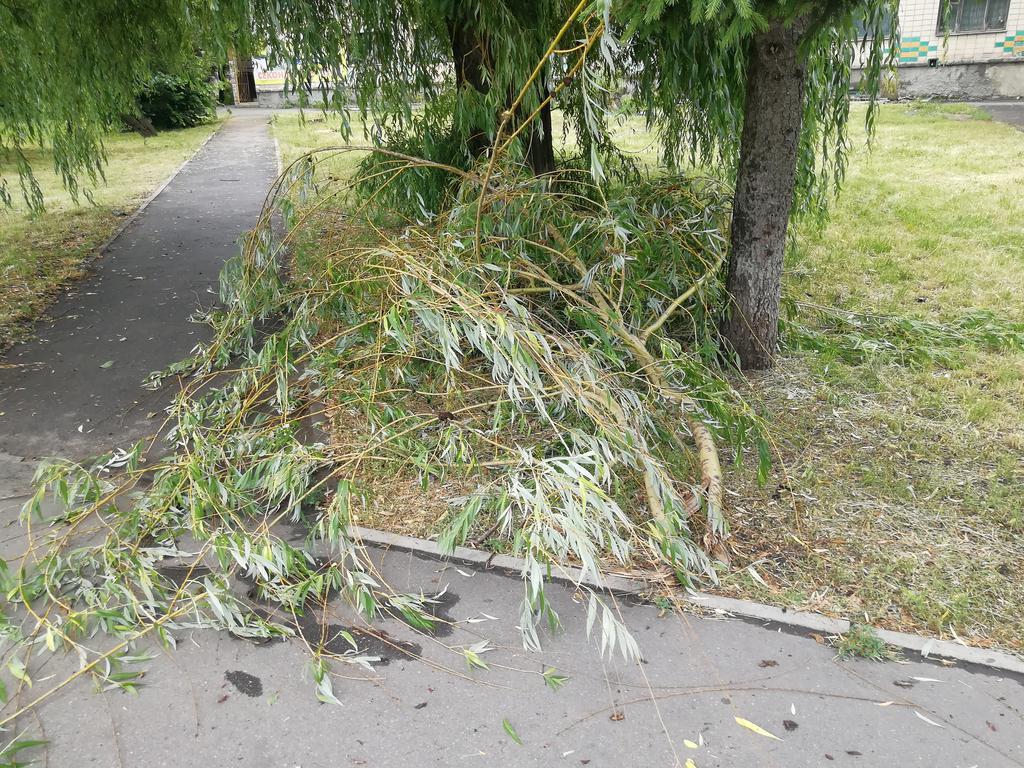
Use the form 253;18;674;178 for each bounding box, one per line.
544;221;728;556
0;148;768;722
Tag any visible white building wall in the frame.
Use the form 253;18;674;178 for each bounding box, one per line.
853;1;1024;97
895;0;1024;65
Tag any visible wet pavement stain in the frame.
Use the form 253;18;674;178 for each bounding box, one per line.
298;618;423;665
385;590;460;638
155;562;212;587
225;670;264;697
229;602;426;666
346;626;423;664
227;578;453;660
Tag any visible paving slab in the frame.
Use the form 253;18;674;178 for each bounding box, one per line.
974;101;1024;129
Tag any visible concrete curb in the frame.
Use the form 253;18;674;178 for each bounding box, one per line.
341;525;1024;676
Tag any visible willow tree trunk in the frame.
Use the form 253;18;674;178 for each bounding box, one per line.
721;18;809;370
448;17;492;157
448;18;555;175
523;76;556;175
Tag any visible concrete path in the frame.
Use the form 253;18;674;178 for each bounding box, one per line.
0;110;279;583
17;545;1024;767
1;108;1022;768
0;110;278;460
973;101;1024;129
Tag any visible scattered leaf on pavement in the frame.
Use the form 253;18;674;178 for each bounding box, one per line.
542;667;569;691
914;711;945;728
502;718;523;745
735;717;782;741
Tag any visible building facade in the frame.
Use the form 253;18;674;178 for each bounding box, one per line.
874;0;1024;98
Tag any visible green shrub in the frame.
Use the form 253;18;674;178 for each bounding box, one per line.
136;72;215;130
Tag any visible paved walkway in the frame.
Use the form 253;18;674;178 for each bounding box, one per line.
0;109;1022;768
18;546;1024;767
0;110;278;459
973;101;1024;129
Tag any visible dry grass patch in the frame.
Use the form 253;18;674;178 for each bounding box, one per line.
722;355;1023;651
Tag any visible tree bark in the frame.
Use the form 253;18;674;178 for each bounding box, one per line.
721;18;809;370
121;114;157;138
523;77;556;175
448;16;492;157
447;17;555;174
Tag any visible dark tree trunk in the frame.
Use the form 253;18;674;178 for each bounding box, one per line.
447;17;555;174
121;114;157;138
448;16;492;157
721;18;809;370
523;75;556;175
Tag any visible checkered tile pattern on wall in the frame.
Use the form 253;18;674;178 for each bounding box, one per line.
997;30;1024;54
899;35;940;62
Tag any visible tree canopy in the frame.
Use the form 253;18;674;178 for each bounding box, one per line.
626;0;898;213
2;1;897;210
0;0;903;708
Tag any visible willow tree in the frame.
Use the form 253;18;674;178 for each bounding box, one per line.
624;0;899;368
0;0;907;703
0;0;607;209
1;0;192;206
258;0;625;181
5;0;897;372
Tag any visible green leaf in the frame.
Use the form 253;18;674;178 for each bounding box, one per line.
7;658;30;687
458;639;493;672
396;605;436;633
99;360;114;369
502;718;523;746
0;738;48;759
542;667;569;691
463;649;489;671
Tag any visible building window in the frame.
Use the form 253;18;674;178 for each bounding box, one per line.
938;0;1011;33
854;8;896;39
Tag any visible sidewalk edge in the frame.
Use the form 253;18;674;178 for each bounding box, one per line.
334;525;1024;676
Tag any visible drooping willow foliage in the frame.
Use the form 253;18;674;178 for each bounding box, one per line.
622;0;901;215
0;0;904;718
0;0;610;207
1;150;766;715
3;0;899;210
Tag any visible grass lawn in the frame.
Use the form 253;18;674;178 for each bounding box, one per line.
271;103;1024;652
723;103;1024;651
0;121;220;349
